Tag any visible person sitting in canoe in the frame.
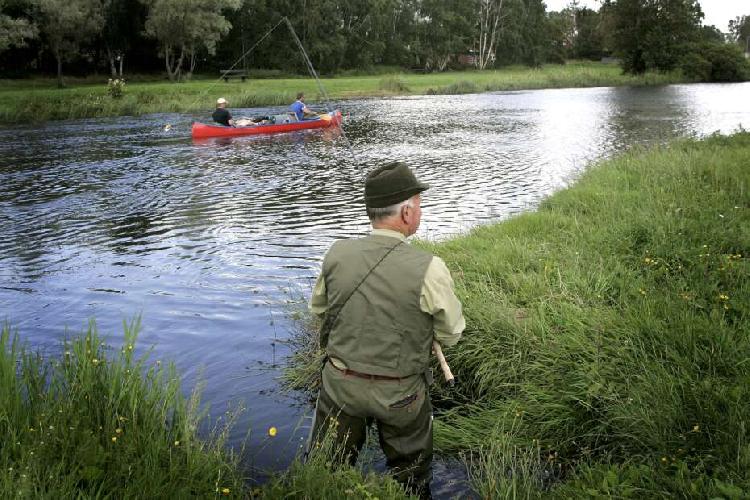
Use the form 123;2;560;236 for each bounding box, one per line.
290;92;317;121
212;97;256;127
212;97;234;126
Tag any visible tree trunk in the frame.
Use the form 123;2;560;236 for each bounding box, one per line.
119;55;124;77
56;50;64;88
107;47;117;78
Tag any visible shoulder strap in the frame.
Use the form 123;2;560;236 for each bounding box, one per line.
319;239;403;349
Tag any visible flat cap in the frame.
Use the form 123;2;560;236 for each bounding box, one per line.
365;162;429;208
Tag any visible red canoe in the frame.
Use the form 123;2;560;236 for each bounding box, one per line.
191;110;342;139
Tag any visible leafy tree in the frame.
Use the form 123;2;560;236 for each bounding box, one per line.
141;0;241;81
0;0;37;53
698;24;723;44
728;15;750;51
476;0;512;69
102;0;145;77
416;0;476;71
602;0;703;74
573;7;604;60
34;0;103;87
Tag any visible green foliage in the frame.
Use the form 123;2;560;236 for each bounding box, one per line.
106;78;126;98
0;0;37;53
680;42;750;82
0;319;248;497
728;15;750;48
603;0;704;73
377;75;410;93
141;0;241;81
420;132;750;496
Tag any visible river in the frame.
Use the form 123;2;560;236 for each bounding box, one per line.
1;82;749;495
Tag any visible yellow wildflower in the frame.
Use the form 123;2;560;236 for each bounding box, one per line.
111;437;117;442
221;487;230;495
115;428;122;434
661;457;667;463
268;427;277;437
174;440;180;446
718;294;729;301
693;424;700;432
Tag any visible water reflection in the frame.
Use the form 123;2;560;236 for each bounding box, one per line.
1;83;749;485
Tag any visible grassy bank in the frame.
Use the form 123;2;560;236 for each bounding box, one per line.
0;61;686;123
424;131;750;496
0;320;412;498
279;132;750;496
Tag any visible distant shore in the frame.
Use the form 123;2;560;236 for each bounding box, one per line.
0;62;688;124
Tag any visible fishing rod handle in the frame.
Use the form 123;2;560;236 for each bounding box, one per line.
432;340;455;386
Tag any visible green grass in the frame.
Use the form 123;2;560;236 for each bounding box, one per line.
283;132;750;497
0;319;248;497
423;131;750;497
0;318;417;498
0;61;686;123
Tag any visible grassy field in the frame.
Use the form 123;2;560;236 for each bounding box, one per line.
0;61;686;123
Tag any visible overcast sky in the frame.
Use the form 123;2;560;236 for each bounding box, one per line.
543;0;749;32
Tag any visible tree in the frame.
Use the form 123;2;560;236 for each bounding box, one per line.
573;7;604;60
34;0;103;87
728;15;749;51
0;0;37;53
141;0;240;82
102;0;145;77
476;0;510;69
416;0;476;71
603;0;703;74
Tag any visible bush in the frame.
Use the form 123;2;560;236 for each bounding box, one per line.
377;76;410;92
106;78;126;99
680;43;750;82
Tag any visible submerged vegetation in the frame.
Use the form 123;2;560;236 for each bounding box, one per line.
0;62;687;123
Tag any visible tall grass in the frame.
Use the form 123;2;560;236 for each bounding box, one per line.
0;62;689;123
421;132;750;496
0;319;248;497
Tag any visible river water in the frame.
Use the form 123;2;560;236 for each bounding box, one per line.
1;82;749;494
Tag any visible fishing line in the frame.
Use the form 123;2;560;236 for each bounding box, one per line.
164;17;287;129
283;17;361;168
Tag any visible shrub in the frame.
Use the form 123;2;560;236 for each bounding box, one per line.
377;76;410;92
680;43;750;82
106;78;126;99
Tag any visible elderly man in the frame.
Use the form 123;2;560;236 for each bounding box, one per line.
309;162;465;499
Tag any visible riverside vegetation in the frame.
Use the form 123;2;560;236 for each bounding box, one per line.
2;132;748;497
0;62;686;124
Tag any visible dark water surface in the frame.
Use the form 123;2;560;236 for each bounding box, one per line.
1;83;749;496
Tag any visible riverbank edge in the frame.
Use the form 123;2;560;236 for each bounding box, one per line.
284;131;750;496
0;62;688;124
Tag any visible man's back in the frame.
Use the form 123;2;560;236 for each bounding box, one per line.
212;107;231;126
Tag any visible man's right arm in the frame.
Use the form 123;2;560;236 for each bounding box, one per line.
420;256;465;348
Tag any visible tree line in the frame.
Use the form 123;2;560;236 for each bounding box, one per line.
0;0;748;86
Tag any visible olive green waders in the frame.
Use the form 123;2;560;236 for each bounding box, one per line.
312;362;433;499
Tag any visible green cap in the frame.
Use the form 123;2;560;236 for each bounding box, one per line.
365;162;429;208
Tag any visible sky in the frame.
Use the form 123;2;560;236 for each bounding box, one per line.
543;0;749;33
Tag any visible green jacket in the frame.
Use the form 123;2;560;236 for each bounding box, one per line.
321;233;434;378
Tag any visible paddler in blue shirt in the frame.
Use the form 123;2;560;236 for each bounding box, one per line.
290;92;315;120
